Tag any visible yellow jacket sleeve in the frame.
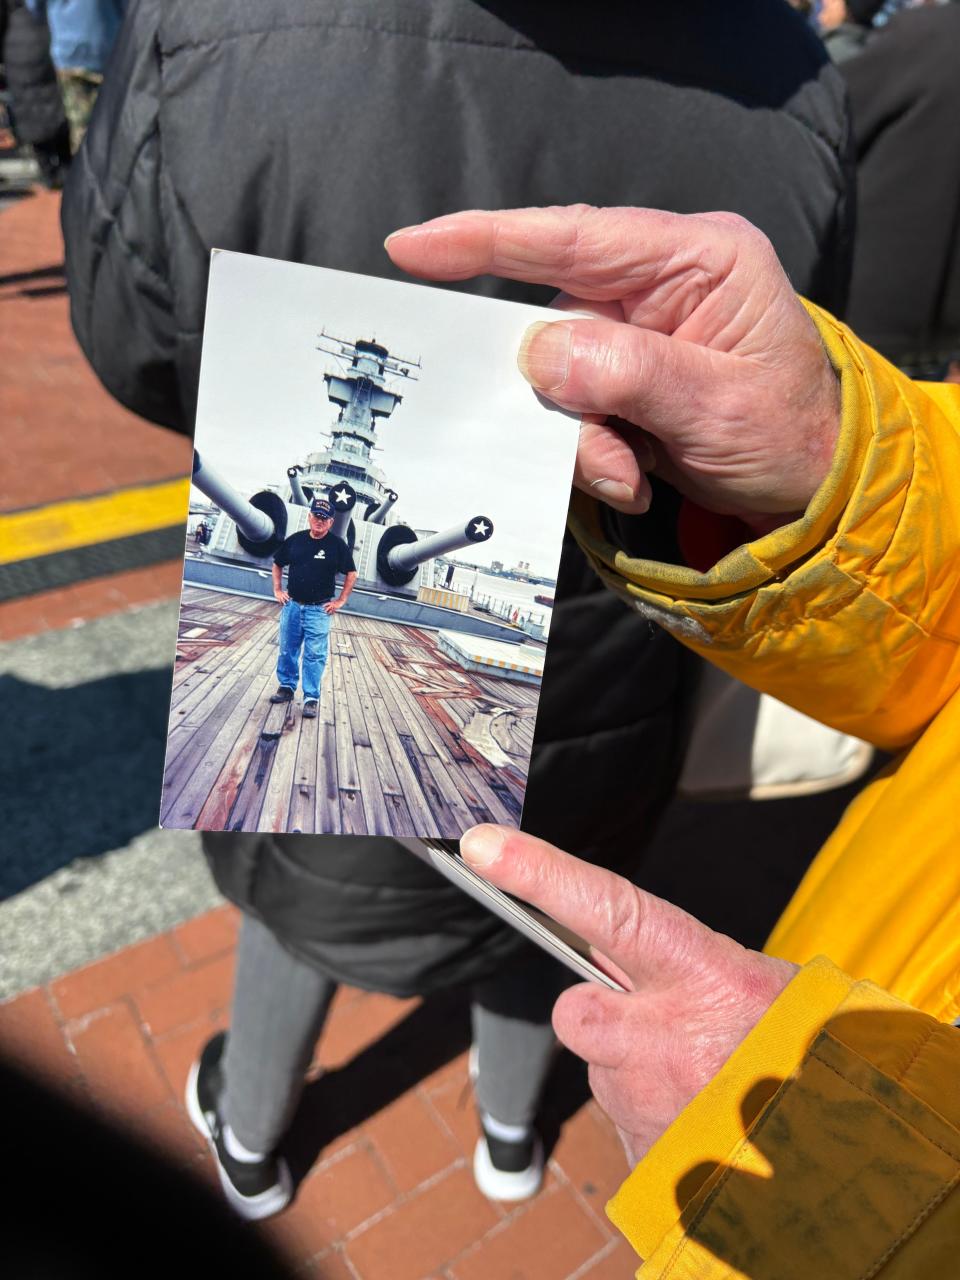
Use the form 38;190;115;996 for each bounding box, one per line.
567;304;960;750
607;957;960;1279
568;311;960;1274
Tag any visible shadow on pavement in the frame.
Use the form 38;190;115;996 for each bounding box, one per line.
0;260;66;297
283;983;597;1190
16;281;67;298
0;261;64;286
0;669;171;898
285;989;473;1182
2;1054;298;1279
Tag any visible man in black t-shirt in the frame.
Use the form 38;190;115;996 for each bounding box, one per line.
269;497;357;718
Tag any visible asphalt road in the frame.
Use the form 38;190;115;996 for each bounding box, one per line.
0;601;219;997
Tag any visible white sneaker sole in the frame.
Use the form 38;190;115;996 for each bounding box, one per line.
185;1059;293;1222
473;1135;544;1202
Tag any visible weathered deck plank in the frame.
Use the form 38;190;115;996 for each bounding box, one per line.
161;661;276;826
288;706;319;835
169;602;267;708
315;718;341;835
258;697;305;833
164;622;274;774
192;693;278;831
161;587;539;837
354;642;447;834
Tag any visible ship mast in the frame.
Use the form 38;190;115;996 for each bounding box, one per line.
297;334;421;517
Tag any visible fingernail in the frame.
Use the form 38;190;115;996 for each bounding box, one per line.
590;478;635;505
518;321;571;392
461;824;505;869
384;225;424;247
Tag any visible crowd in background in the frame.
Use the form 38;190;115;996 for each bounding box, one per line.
0;0;126;186
3;0;956;379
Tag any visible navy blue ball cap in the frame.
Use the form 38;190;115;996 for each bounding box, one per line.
310;497;334;518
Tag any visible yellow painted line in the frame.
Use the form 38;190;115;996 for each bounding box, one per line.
0;478;190;565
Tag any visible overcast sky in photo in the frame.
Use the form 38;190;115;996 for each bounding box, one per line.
191;250;580;578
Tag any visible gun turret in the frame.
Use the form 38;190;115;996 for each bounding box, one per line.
287;466;309;507
193;450;287;555
192;449;496;602
376;516;494;588
366;490;398;525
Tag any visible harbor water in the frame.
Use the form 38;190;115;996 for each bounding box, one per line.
446;566;554;635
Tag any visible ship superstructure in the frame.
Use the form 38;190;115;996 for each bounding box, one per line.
295;335;417;518
192;334;495;604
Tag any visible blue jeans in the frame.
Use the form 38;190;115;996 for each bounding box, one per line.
276;603;332;701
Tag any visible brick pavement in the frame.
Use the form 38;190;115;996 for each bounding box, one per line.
0;189;190;639
0;191;190;512
0;907;636;1279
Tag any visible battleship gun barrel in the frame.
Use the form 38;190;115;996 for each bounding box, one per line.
192;450;287;555
327;481;358;543
378;516;494;587
287;467;309;507
367;490;398;525
193;451;273;541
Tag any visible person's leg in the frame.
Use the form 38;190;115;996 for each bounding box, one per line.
222;913;337;1154
470;951;569;1199
275;602;303;695
300;608;332;702
3;0;72;186
471;950;569;1128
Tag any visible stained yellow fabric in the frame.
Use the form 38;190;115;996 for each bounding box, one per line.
607;957;856;1260
569;306;960;1275
607;961;960;1278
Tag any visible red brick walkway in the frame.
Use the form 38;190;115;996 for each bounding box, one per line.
0;189;189;641
0;907;634;1279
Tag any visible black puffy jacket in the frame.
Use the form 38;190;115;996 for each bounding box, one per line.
842;4;960;370
63;0;853;993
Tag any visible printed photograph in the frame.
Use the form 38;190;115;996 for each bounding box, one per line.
160;250;579;838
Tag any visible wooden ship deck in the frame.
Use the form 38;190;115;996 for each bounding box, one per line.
160;587;539;838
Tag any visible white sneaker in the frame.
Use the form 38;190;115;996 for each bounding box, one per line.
468;1048;544;1200
473;1118;545;1202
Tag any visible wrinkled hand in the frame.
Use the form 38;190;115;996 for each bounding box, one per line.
275;590;291;606
459;825;797;1166
387;206;841;523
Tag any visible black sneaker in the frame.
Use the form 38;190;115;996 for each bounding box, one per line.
302;700;319;718
185;1032;293;1221
269;685;295;703
32;123;72;190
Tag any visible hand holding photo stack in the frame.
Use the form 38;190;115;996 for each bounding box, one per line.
160;250;580;843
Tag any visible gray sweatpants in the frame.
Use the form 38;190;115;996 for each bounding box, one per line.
223;913;565;1153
